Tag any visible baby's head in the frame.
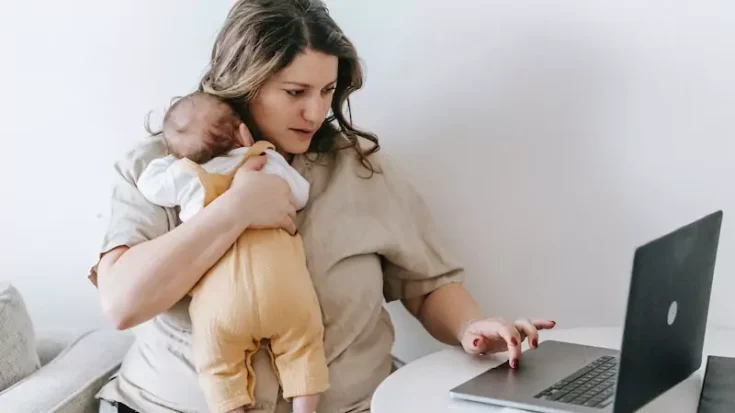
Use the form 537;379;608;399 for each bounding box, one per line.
162;92;251;164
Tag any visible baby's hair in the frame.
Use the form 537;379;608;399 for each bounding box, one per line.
160;92;243;164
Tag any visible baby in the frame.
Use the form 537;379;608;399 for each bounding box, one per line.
137;92;329;413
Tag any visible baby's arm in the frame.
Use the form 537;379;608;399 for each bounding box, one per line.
261;150;310;210
137;157;206;221
137;156;181;208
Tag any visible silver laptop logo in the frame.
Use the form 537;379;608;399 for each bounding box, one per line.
668;301;678;326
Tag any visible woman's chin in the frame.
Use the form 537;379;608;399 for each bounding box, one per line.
282;139;312;155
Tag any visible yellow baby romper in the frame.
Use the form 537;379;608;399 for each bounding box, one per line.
174;141;329;413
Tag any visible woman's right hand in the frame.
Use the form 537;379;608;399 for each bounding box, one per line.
229;156;298;235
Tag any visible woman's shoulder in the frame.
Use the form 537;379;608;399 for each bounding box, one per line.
325;135;439;232
330;135;418;195
331;135;392;174
113;135;170;182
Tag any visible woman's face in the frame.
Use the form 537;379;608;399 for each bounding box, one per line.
249;48;339;156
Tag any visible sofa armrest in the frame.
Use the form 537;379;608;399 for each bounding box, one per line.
36;329;83;367
0;329;134;413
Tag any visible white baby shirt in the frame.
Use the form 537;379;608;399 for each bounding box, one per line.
137;147;310;222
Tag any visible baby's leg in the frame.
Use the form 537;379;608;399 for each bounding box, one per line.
190;287;260;413
292;394;320;413
251;230;329;411
269;301;329;410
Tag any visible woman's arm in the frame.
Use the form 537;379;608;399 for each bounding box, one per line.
402;283;483;346
403;283;555;368
371;150;555;366
97;157;297;330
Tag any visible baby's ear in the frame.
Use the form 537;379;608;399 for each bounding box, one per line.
238;122;254;146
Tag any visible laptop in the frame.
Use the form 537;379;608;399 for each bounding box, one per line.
449;210;723;413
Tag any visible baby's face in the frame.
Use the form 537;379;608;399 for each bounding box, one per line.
164;94;250;163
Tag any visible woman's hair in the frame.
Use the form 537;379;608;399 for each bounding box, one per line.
198;0;379;173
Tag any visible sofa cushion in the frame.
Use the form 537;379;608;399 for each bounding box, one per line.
0;282;40;392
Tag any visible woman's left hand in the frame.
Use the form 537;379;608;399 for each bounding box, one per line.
459;318;556;368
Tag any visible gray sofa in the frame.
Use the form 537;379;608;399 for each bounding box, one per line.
0;283;134;413
0;283;406;413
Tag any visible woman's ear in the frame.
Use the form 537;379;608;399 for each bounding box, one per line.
238;122;254;146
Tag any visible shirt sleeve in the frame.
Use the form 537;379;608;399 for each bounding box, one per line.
374;152;466;302
88;136;178;287
137;156;179;207
262;149;310;210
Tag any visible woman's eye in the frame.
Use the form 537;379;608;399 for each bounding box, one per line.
322;87;336;95
286;89;304;96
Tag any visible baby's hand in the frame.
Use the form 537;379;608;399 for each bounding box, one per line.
237;122;254;147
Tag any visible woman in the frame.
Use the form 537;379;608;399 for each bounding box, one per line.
91;0;555;412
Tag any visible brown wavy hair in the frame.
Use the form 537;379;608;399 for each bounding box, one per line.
198;0;379;173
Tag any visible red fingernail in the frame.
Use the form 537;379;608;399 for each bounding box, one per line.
532;339;538;347
473;338;480;347
511;337;518;346
510;359;517;368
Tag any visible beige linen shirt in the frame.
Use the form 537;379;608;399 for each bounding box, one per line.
89;134;464;413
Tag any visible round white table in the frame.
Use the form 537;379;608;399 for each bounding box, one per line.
371;326;735;413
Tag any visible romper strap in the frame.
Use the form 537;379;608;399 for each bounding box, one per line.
175;157;208;179
226;140;277;178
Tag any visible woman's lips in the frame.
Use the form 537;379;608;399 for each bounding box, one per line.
290;128;316;140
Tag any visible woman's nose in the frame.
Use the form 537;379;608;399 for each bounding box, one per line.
302;95;327;123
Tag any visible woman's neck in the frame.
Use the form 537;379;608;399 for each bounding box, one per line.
278;149;295;164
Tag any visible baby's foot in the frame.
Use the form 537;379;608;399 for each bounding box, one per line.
292;393;320;413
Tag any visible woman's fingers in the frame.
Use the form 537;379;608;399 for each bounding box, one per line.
470;319;523;368
461;319;496;355
283;187;298;234
493;322;523;368
240;155;266;172
289;205;297;222
464;335;488;356
281;216;297;236
514;319;540;349
513;319;556;349
532;319;557;331
463;317;557;369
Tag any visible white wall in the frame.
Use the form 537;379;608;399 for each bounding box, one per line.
2;0;733;366
0;1;236;332
325;0;735;362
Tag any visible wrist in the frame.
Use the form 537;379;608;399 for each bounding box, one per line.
218;187;253;231
457;302;486;341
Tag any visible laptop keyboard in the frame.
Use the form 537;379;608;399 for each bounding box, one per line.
534;355;618;408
